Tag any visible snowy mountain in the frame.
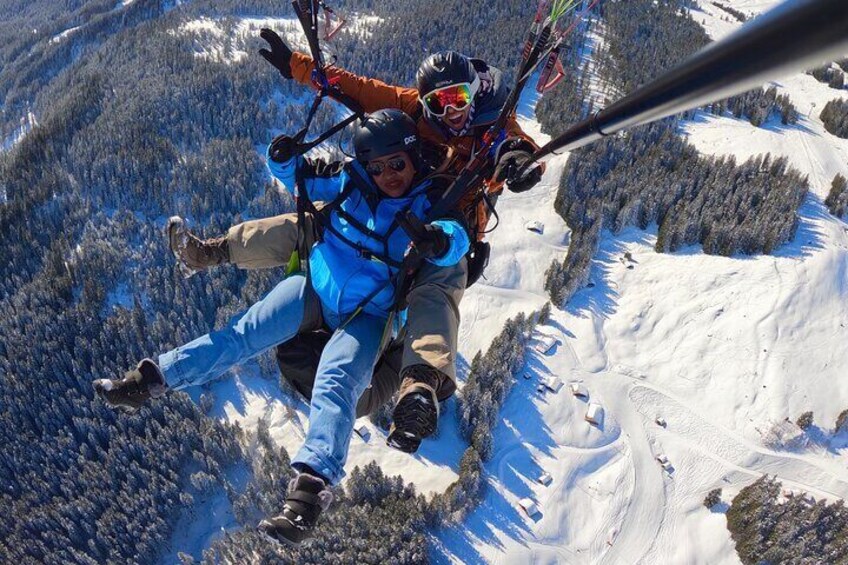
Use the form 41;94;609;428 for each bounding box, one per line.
3;0;846;562
434;2;848;563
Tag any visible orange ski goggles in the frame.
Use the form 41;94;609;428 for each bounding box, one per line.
421;83;475;116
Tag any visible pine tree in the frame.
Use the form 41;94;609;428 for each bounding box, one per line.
835;409;848;433
825;173;848;218
704;488;723;509
796;411;814;431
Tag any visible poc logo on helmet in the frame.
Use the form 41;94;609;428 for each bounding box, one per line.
404;135;417;146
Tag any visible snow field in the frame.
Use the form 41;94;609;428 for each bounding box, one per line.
436;1;848;562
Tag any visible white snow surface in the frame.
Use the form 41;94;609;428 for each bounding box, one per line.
1;111;37;177
49;25;82;45
432;2;848;563
169;2;848;562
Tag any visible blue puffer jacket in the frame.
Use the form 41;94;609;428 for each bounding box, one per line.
268;150;470;319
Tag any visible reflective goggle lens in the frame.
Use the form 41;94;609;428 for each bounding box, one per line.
366;157;407;176
423;83;473;116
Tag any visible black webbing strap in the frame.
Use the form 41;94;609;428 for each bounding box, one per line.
294;164;405;269
287;490;322;507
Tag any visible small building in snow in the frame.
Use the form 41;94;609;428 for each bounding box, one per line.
570;382;589;399
543;377;563;393
534;335;558;355
523;372;533;380
518;497;540;517
585;403;604;426
525;220;545;234
354;424;370;441
655;416;667;427
536;384;547;394
538;472;553;486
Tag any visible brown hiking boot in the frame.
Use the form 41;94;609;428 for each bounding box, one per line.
167;216;230;277
387;364;445;453
92;358;168;411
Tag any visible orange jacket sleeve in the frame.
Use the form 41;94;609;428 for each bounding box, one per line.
290;52;420;116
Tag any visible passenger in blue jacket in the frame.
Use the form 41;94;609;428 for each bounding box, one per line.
92;109;470;545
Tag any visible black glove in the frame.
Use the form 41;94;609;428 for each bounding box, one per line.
493;138;543;193
413;223;450;260
269;134;299;163
397;211;450;260
494;149;543;193
259;28;294;79
499;153;543;193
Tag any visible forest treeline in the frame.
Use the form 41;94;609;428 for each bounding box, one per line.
541;0;809;306
727;476;848;564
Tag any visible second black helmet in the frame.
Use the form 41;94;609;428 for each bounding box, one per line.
353;109;420;163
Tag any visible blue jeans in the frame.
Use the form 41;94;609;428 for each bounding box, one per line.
158;275;388;485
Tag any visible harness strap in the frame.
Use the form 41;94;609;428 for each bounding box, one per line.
295;166;405;269
287;491;322;507
334;208;387;243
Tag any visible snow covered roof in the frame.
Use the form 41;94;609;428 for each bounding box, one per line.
534;335;558;354
355;424;370;439
518;498;539;516
543;377;563;392
585;403;604;425
538;472;553;486
525;220;545;234
569;382;589;398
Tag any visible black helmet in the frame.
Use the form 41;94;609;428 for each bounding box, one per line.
416;50;480;99
353;109;420;163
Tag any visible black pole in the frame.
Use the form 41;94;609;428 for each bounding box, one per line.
533;0;848;161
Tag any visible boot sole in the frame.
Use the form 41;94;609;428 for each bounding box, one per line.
165;216;200;278
92;381;143;412
258;521;316;548
387;391;438;453
258;528;303;548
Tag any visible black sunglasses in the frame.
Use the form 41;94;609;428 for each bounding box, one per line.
365;157;407;177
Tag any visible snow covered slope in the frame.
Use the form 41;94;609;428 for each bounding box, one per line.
432;2;848;563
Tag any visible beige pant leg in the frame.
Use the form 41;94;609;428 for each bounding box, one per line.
402;258;468;399
226;212;317;270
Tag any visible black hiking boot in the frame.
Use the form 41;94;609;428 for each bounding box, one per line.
258;472;333;547
386;364;443;453
167;216;230;277
92;359;168;411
